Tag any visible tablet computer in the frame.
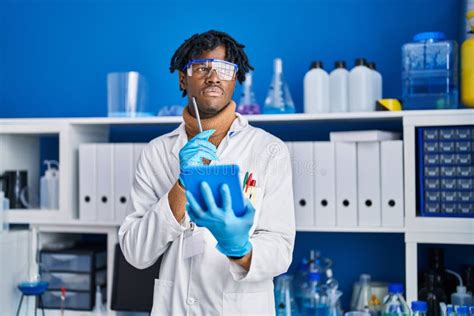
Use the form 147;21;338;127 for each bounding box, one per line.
180;164;245;217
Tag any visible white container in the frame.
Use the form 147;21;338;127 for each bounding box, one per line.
40;160;59;210
0;191;10;232
368;62;383;104
304;61;329;113
329;61;349;112
451;286;473;306
349;58;375;112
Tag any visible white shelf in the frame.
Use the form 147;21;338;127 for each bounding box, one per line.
296;226;405;233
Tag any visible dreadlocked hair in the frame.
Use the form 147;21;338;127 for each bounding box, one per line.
169;30;254;96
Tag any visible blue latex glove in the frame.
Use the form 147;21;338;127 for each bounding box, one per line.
179;129;218;184
185;181;255;257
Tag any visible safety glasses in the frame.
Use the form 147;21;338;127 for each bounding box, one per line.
183;58;239;81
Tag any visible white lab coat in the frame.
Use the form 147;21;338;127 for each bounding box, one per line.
118;113;295;315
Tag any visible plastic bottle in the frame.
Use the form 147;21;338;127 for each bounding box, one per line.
402;32;458;110
456;306;468;316
40;160;59;209
93;285;107;315
446;269;473;306
304;61;330;113
382;283;410;316
412;301;428;316
446;305;455;316
368;62;383;104
461;11;474;107
237;72;261;114
302;271;328;316
423;248;458;303
263;58;295;114
349;58;375;112
418;272;447;316
329;61;349;113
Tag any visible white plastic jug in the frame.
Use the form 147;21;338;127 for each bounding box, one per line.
304;61;330;113
329;61;349;112
368;62;383;103
349;58;375;112
40;160;59;209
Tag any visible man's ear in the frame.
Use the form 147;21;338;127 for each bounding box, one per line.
178;71;187;92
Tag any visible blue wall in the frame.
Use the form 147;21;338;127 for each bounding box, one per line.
0;0;463;118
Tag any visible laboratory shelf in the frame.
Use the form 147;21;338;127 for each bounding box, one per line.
296;226;405;233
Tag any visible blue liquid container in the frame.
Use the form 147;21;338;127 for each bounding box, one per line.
402;32;459;110
263;58;296;114
302;272;328;316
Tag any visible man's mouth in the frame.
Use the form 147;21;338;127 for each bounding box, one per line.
202;86;224;97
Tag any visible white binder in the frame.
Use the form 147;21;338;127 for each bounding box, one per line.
113;144;134;222
79;144;97;221
381;141;404;227
314;142;336;226
335;142;358;227
133;143;146;169
290;142;315;227
96;144;115;221
357;142;382;226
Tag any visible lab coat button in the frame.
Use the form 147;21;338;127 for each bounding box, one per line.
186;297;196;305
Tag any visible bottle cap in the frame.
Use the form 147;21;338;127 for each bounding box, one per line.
334;61;346;69
355;58;368;67
310;61;324;70
411;301;428;312
457;306;468;314
413;32;446;42
388;283;404;294
368;62;377;70
456;285;467;294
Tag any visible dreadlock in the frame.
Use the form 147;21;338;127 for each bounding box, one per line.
169;30;254;97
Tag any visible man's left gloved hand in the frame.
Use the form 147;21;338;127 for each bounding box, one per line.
185;181;255;258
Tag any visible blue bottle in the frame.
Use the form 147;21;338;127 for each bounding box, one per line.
302;272;328;316
402;32;459;110
382;283;410;316
412;301;428;316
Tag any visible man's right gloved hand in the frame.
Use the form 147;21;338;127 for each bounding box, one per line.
179;129;218;185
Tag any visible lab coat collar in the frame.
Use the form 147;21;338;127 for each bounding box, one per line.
169;111;249;160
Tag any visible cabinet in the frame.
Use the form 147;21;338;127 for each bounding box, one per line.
1;109;472;313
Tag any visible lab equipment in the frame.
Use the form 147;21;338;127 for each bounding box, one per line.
0;190;9;232
40;160;59;209
183;58;238;81
16;280;49;316
274;274;300;316
402;32;458;110
107;71;151;117
294;258;310;309
181;165;245;216
326;269;343;316
301;271;328;316
192;97;203;133
158;105;184;116
349;58;375;112
417;126;474;218
351;278;388;312
368;62;382;103
382;283;410;316
330;61;349;113
353;274;373;313
418;272;447;316
185;181;255;257
93;285;107;315
446;269;473;306
237;72;261;114
461;12;474;107
412;301;428;316
263;58;295;114
1;170;29;209
304;60;330;113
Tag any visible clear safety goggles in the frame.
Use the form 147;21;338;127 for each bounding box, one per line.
183;58;239;81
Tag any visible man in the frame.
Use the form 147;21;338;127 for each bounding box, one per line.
119;30;295;315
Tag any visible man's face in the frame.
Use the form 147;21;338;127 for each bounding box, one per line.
179;45;236;119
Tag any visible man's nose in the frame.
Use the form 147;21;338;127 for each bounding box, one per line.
205;69;221;84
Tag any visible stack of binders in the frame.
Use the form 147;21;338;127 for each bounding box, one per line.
286;130;404;228
79;143;146;222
